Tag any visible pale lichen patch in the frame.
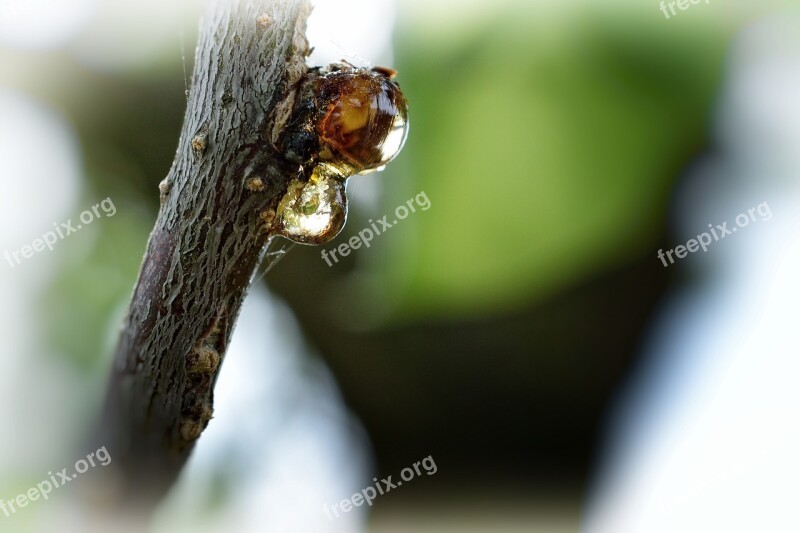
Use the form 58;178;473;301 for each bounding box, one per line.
180;419;203;441
246;176;265;192
180;402;214;442
270;92;298;146
257;13;273;28
186;345;220;375
268;2;312;147
260;208;277;231
191;133;208;156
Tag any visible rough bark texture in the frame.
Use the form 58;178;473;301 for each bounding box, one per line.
95;0;312;507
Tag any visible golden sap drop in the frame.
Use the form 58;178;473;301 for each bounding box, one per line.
274;168;348;245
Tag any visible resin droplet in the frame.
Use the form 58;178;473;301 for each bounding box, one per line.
274;168;347;245
315;68;409;175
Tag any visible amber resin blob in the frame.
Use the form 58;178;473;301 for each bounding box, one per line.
315;67;409;174
273;64;409;246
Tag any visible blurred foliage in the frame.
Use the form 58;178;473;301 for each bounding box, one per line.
35;1;738;364
37;64;186;369
370;1;731;321
28;0;746;493
4;1;797;530
41;200;149;368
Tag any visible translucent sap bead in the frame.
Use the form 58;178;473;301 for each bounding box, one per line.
315;67;409;175
274;168;348;245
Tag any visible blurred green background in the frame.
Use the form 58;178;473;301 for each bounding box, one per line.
1;0;790;530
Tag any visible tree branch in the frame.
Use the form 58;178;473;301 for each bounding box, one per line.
94;0;313;507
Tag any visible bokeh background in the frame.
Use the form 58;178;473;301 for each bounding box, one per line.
1;0;800;531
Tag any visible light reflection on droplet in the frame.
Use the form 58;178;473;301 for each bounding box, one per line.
358;110;408;176
274;167;348;245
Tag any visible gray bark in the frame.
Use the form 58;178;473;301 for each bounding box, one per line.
94;0;312;508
